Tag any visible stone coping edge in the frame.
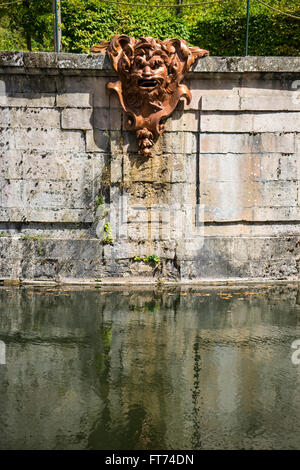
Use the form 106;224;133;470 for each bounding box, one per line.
0;51;299;73
1;278;299;287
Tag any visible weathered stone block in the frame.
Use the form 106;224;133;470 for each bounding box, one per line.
10;108;60;128
0;207;22;222
109;130;139;154
201;93;300;112
126;181;171;206
186;78;240;110
249;223;299;236
200;181;262;208
201;112;300;133
109;92;123;109
0;180;24;208
260;154;281;180
15;150;104;182
170;183;196;205
203;223;251;237
23;51;57;69
0;150;23;179
122;153;172;183
0;93;55;108
261;181;298;207
1;74;57;94
56;92;92;108
239;77;296;96
260;153;298;181
164;111;199;132
294;153;300;180
57;52;111;71
23;181;68;209
295;135;300;153
4;128;85;151
161;132;197;154
60;76;109;106
202;95;240;111
169;153;197;183
199;132;295;154
191;57;300;74
0;255;22;278
203;206;253;222
253;206;300;222
85;129;110;152
241;94;300;111
21;179;96;213
253;112;300;133
200;153;260;182
23;207;93;223
110;153;122;183
0;107;10;126
61;108;93;130
0;51;23;67
86;77;110;108
93;107;123;131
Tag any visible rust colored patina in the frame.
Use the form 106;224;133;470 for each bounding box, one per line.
91;36;209;157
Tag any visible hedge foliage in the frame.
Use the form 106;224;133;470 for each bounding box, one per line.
0;0;299;56
191;14;300;56
61;0;192;53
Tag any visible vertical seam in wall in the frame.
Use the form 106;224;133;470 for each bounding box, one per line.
83;129;87;154
196;98;202;226
54;75;59;108
108;101;113;207
120;110;125;200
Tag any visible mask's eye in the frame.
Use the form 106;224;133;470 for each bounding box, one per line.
135;57;145;68
151;59;163;69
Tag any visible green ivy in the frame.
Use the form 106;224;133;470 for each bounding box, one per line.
96;195;104;207
103;222;114;245
134;254;160;266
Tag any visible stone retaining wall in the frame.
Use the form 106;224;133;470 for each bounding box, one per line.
0;52;299;283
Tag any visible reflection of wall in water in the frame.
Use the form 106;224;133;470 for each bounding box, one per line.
97;287;300;449
0;287;299;449
0;289;106;450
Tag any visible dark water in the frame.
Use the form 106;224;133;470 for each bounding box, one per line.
0;284;300;450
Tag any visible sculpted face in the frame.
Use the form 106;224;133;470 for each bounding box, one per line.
131;50;169;93
91;35;209;157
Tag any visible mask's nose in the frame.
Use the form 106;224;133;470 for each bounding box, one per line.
143;65;152;76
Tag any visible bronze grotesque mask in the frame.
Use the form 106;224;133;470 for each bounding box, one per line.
91;36;209;157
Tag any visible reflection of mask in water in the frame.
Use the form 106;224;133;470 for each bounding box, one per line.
0;340;5;365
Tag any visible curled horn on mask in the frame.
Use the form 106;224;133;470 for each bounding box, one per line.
162;38;209;79
90;35;135;74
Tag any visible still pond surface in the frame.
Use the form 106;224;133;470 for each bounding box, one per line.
0;284;299;450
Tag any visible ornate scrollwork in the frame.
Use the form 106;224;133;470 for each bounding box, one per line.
91;36;209;157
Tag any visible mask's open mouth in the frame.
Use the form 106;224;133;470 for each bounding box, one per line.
138;79;158;89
